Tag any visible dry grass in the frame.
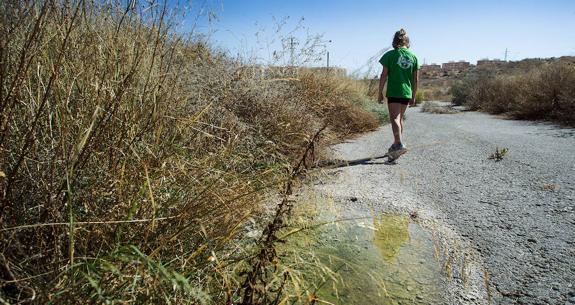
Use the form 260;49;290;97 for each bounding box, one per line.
420;86;452;102
0;1;378;303
421;101;459;114
450;60;575;125
345;78;389;123
295;74;379;137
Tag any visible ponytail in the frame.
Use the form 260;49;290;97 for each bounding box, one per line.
392;29;410;49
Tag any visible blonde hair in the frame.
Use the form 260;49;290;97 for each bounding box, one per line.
392;29;410;49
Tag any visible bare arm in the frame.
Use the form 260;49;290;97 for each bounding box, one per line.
378;67;388;103
410;69;419;106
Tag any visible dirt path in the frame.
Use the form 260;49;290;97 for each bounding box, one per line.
311;107;575;305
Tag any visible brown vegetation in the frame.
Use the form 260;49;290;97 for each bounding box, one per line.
421;101;459;114
450;60;575;125
0;1;378;303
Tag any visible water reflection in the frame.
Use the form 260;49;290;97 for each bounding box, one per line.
373;214;410;262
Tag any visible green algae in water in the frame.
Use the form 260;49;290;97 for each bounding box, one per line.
373;214;410;263
312;214;444;305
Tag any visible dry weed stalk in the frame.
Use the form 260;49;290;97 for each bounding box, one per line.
0;0;378;303
238;125;326;305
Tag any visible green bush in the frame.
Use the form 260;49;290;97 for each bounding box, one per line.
415;91;425;105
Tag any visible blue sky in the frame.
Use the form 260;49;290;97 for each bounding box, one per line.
186;0;575;75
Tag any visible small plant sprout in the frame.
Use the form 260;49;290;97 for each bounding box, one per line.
488;147;509;161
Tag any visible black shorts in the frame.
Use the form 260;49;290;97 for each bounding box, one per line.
387;97;411;105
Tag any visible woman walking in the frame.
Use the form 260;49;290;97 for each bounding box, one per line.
378;29;420;161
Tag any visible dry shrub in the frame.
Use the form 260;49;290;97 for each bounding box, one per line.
0;1;376;303
363;78;381;99
296;74;379;137
451;61;575;125
515;63;575;122
450;76;477;107
421;101;458;114
467;76;523;114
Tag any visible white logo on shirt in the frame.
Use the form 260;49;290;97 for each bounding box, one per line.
397;55;413;69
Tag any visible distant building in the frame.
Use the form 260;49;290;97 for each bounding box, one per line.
477;59;506;67
442;61;471;71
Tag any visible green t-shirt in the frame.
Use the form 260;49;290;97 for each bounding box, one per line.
379;48;420;99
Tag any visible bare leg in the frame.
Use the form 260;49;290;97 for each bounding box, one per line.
399;103;408;138
387;102;409;144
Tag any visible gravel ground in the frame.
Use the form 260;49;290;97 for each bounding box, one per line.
312;106;575;305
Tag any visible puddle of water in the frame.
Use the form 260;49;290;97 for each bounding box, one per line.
309;214;444;305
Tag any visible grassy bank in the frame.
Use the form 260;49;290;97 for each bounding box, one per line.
450;60;575;125
0;1;378;303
